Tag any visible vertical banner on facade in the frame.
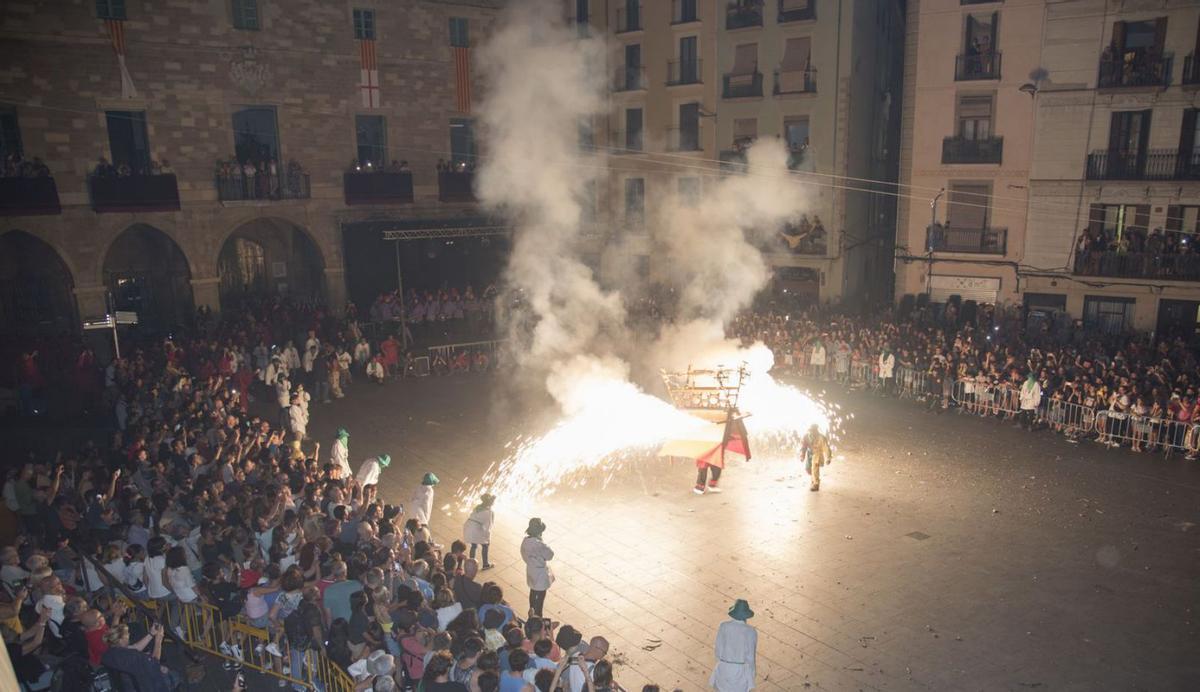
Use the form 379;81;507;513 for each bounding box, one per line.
359;39;380;108
106;18;137;99
453;45;471;113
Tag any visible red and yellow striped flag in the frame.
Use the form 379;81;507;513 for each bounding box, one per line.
105;18;137;99
359;39;380;108
453;45;471;113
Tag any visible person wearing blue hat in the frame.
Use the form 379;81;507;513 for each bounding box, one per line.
710;599;757;691
410;472;439;527
355;453;390;487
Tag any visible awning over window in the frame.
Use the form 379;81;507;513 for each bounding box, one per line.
780;37;810;70
731;43;758;75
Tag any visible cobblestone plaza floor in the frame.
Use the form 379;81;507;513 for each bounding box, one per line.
307;374;1199;691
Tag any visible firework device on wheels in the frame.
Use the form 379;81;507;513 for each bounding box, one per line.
657;364;753;494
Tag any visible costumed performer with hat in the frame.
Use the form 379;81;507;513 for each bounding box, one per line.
331;427;351;478
711;598;757;691
520;518;554;618
356;453;391;488
410;472;439;527
463;493;496;570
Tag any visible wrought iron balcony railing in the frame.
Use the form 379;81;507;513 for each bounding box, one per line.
344;170;414;205
1097;53;1172;89
616;5;642;33
667;59;702;85
613;65;646;92
777;0;815;23
723;72;763;98
611;130;645;153
941;136;1004;165
725;1;763;29
926;226;1007;255
955;52;1001;81
1085;148;1200;181
666;125;703;152
1075;250;1200;281
89;174;181;213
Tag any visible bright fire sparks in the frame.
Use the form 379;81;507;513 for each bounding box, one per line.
455;343;840;511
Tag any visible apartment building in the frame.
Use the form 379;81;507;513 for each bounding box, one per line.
894;0;1047;308
0;0;501;335
1023;0;1200;336
573;0;903;304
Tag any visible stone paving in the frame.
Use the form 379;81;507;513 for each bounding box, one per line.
304;374;1200;691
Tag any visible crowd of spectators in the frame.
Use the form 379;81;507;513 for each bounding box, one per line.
1;294;653;692
732;300;1200;457
1074;225;1200;278
215;158;308;200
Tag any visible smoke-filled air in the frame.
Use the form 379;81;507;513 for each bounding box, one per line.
458;0;838;510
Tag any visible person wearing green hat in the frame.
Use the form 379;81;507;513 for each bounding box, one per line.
410;472;439;526
355;453;390;487
710;599;757;691
331;428;351;479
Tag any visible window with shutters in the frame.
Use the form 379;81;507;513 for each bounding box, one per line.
625;108;643;151
96;0;126;20
947;181;991;230
956;94;992;140
450;17;469;47
1083;296;1135;334
1165;206;1200;236
353;9;376;40
232;0;259;30
1180;109;1200;179
1100;110;1151;178
449;118;475;164
0;106;21;161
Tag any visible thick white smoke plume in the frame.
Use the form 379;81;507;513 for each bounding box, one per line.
461;0;827;507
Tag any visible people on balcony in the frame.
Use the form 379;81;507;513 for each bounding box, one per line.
436;158;475;174
217;157;304;200
1075;225;1200;278
2;154;51;178
93;158;172;178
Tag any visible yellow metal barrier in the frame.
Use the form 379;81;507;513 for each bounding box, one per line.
113;592;355;691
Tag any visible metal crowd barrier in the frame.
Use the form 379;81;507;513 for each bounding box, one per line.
427;339;505;365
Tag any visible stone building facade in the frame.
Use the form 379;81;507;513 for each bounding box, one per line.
0;0;502;334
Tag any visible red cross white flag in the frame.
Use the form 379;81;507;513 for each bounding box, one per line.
105;18;138;99
359;39;380;108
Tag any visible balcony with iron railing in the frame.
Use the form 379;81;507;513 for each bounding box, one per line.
666;125;703;152
955;52;1001;81
941;136;1004;165
438;169;476;202
1085;148;1200;181
613;65;646;92
723;71;763;98
344;168;414;205
0;175;61;216
1097;52;1172;89
672;0;699;24
774;67;817;95
778;0;816;23
611;130;645;153
779;219;827;255
216;160;310;202
1183;53;1200;86
726;1;763;30
89;174;181;213
1075;250;1200;281
926;225;1008;255
667;59;702;86
616;4;642;33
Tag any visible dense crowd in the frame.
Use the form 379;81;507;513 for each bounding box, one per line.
0;295;667;692
733;301;1200;457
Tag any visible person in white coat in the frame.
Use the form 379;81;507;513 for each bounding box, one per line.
331;428;351;479
410;473;439;526
288;393;308;440
520;518;554;617
463;494;495;570
1018;372;1042;430
878;347;896;396
282;341;301;372
355;454;390;488
710;599;758;692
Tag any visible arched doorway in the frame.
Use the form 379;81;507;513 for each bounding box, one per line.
218;218;324;305
102;224;194;331
0;230;77;335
